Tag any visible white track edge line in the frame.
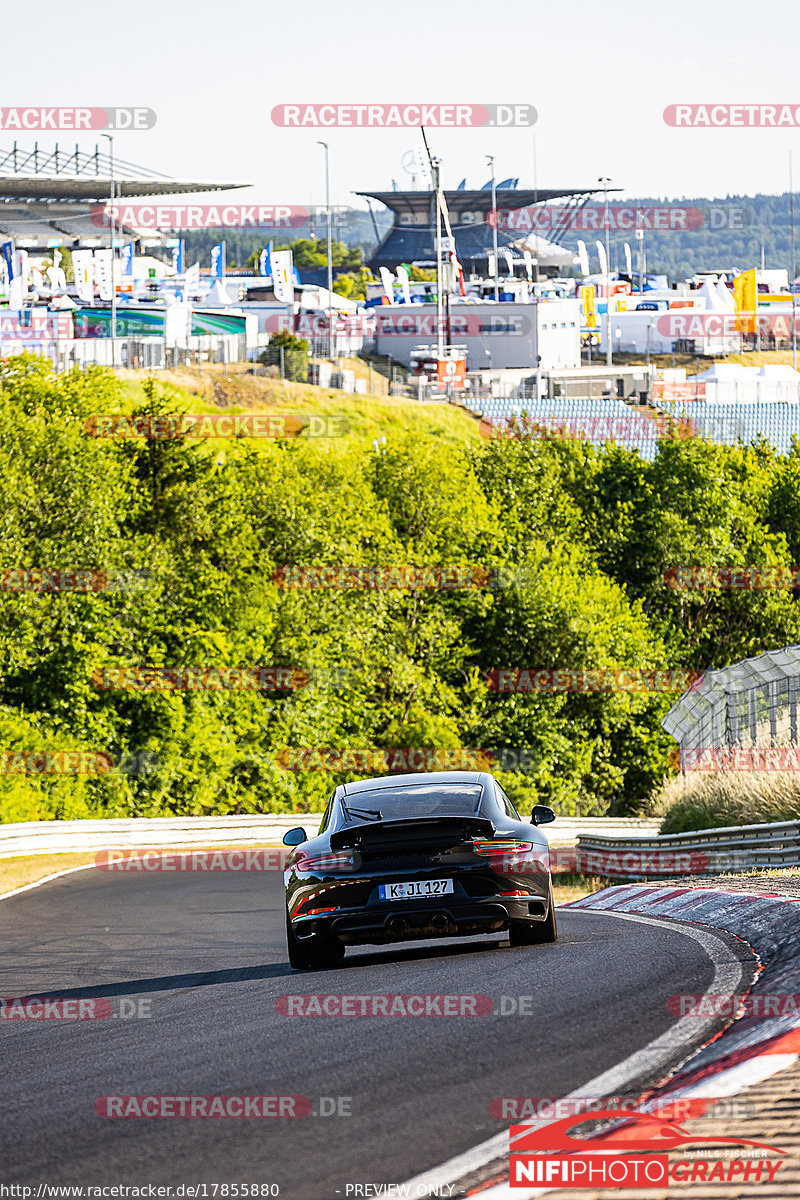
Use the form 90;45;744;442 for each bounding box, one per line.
0;863;97;902
398;909;748;1192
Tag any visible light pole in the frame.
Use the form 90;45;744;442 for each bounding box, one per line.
318;141;333;359
599;176;612;365
102;133;117;363
487;155;499;303
790;152;797;371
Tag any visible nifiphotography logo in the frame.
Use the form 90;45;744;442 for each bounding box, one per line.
509;1107;786;1187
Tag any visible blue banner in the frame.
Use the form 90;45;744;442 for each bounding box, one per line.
122;243;134;277
258;242;272;278
172;240;184;276
1;241;14;281
211;241;226;278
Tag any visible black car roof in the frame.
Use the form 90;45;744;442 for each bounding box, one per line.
341;771;491;795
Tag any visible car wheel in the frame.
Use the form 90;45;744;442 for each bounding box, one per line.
286;910;311;970
509;883;558;946
286;910;345;970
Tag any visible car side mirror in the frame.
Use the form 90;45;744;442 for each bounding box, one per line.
283;826;308;846
531;805;555;826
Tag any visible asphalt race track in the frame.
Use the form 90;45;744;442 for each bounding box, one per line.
0;869;754;1198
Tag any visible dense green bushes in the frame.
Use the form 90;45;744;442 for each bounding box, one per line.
3;354;800;821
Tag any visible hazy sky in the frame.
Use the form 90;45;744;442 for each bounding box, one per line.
4;0;800;212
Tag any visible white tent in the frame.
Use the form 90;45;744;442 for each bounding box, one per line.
699;279;728;312
756;364;800;379
715;279;736;310
200;280;236;307
694;362;758;380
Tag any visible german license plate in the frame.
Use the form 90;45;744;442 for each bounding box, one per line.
378;879;454;900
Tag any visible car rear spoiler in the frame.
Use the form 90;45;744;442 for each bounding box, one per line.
330;815;496;851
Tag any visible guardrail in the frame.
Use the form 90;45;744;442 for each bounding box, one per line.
0;814;661;859
572;819;800;878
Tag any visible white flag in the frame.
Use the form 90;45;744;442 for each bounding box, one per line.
379;266;395;302
271;249;294;303
72;250;95;302
93;249;112;302
395;264;411;305
576;240;590;277
185;262;201;296
624;242;632;277
595;240;608;277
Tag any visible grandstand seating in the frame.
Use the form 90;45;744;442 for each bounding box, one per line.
471;397;800;460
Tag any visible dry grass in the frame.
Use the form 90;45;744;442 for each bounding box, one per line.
611;349;800;374
0;853;96;897
111;364;483;448
652;769;800;833
552;873;608;903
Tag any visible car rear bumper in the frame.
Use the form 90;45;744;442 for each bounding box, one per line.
291;894;549;947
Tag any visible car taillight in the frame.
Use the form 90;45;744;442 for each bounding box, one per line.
293;851;355;872
303;906;339;917
499;890;533;897
473;840;534;855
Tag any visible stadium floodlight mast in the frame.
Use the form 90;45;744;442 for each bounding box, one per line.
101;134;117;363
487;155;499;303
599;176;612;366
317;141;333;360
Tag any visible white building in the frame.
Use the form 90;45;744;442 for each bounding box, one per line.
372;298;580;372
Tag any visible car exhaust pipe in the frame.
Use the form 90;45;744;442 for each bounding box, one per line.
431;913;449;931
387;916;408;935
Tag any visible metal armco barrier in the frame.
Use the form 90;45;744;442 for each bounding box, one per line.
0;814;661;859
573;819;800;877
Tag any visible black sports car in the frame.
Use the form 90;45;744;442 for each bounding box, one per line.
282;770;557;970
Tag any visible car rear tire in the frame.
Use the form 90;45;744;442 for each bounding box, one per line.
286;911;345;970
509;883;558;946
286;910;311;970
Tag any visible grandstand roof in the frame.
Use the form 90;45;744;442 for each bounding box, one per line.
0;144;247;202
0;144;249;247
357;185;607;273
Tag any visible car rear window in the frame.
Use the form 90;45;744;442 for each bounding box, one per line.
345;782;483;819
